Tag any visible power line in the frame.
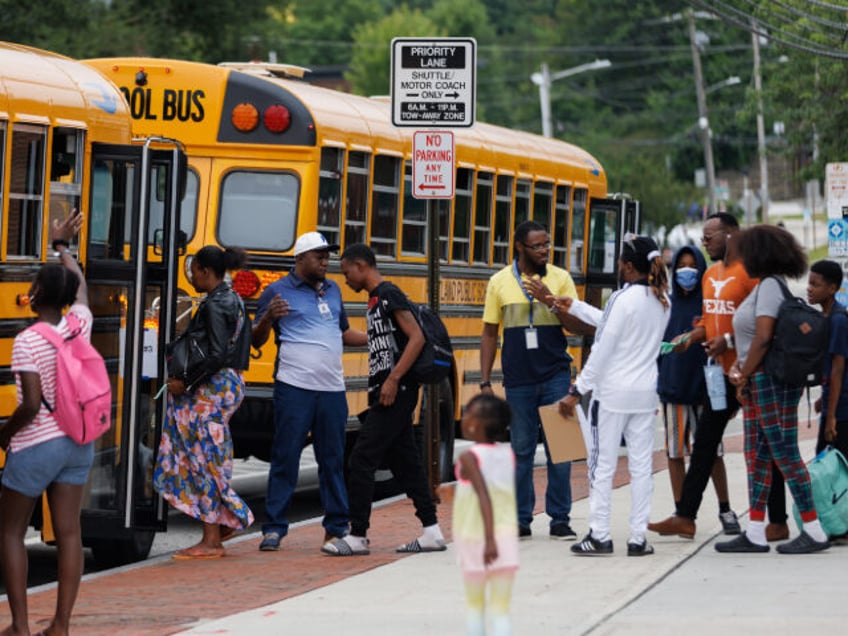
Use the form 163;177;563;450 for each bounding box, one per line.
689;0;848;58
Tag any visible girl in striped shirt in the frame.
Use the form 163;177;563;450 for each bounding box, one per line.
0;211;93;636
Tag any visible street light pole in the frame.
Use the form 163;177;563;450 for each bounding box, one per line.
531;59;611;138
688;9;717;217
752;18;769;223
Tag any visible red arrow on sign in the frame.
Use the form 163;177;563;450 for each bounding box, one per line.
418;184;447;190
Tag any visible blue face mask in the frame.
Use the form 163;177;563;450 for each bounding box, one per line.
675;267;699;292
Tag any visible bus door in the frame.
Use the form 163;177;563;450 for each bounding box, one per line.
582;197;641;362
82;139;185;567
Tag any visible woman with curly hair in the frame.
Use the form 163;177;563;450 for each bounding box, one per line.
717;224;829;554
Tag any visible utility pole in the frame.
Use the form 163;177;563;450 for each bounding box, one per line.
688;10;717;217
752;18;769;224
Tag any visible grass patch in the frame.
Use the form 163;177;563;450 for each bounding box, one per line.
807;242;829;262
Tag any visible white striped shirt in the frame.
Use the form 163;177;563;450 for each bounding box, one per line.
10;304;93;452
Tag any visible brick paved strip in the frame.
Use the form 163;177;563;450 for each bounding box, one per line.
0;421;819;635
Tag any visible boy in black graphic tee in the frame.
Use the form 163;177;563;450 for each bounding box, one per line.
366;282;409;405
322;244;445;556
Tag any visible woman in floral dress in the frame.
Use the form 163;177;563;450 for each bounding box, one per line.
154;246;253;559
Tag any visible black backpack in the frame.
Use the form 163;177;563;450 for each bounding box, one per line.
408;303;454;384
763;277;828;387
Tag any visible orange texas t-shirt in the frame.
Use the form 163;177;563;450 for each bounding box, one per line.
695;259;758;374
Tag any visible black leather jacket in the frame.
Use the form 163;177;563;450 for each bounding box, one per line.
182;283;251;385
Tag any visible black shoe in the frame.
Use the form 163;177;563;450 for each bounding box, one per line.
627;540;655;557
518;525;532;539
776;531;830;554
719;510;742;535
550;523;577;541
715;532;769;553
571;533;613;556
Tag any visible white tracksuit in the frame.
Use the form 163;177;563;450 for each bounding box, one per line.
571;284;670;543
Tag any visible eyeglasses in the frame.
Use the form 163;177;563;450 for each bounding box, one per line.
522;241;551;252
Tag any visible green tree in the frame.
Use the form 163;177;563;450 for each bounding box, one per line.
346;7;444;96
265;0;383;67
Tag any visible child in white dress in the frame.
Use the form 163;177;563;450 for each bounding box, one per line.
453;394;519;636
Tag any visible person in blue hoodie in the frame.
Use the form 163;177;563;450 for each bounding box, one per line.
657;245;741;535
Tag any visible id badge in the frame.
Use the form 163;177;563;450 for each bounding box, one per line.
317;299;333;321
525;327;539;350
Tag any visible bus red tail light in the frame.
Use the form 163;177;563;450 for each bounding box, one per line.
263;104;291;133
231;103;259;132
232;269;261;298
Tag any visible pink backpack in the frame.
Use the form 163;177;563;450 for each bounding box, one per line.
30;313;112;444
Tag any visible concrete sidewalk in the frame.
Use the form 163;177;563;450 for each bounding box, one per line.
175;433;841;636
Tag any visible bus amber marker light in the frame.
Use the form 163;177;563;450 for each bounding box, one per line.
232;270;261;298
263;104;291;133
231;103;259;132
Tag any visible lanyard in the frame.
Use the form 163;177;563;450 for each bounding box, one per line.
512;260;536;328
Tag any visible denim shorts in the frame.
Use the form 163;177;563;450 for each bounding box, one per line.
2;436;94;498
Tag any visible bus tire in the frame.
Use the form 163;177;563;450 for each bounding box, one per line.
230;397;274;461
370;379;455;498
422;378;456;484
89;529;155;570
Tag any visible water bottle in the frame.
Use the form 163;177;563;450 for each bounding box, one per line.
704;358;727;411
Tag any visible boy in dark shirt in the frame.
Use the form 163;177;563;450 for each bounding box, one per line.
807;259;848;459
322;243;445;556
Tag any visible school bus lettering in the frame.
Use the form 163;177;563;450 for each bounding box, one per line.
121;86;157;120
119;86;205;122
162;89;205;122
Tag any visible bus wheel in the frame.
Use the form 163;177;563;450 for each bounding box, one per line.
89;530;155;570
418;378;456;484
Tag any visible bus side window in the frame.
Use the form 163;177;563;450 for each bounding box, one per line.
452;168;472;263
437;198;450;263
493;175;513;266
344;151;370;248
7;124;47;259
401;160;426;256
318;147;343;247
472;171;493;266
370;155;400;257
515;179;531;227
48;128;83;247
553;184;571;269
0;123;5;225
570;188;588;274
534;182;553;234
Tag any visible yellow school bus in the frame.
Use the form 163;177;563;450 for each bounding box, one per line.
0;42;186;566
85;57;639;482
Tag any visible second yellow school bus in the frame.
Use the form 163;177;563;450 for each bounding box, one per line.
85;57;636;479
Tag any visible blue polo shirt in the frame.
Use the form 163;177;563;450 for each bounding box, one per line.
255;271;350;392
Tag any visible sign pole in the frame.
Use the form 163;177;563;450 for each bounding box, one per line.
426;198;441;501
391;37;476;501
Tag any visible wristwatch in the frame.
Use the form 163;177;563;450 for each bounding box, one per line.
567;384;582;398
479;381;492;389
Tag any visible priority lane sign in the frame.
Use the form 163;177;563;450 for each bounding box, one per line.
412;131;454;199
391;37;476;127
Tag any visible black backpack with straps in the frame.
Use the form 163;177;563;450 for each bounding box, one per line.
763;276;828;387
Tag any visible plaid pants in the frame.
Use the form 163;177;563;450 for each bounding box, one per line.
742;371;816;521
